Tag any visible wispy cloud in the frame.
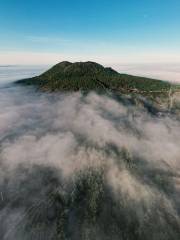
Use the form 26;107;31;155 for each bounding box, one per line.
26;36;72;44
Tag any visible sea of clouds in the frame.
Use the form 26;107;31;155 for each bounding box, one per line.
0;66;48;85
0;81;180;239
114;63;180;83
0;65;180;239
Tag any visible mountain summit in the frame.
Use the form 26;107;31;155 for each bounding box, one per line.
42;61;118;79
17;61;171;94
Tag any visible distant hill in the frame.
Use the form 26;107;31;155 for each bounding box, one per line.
16;61;172;94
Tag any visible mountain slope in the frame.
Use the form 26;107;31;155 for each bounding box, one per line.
16;61;171;94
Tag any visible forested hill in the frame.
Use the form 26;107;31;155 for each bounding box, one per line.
16;61;172;94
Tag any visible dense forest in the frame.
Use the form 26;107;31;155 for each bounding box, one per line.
16;61;173;94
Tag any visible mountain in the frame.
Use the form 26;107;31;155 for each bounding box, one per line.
16;61;171;95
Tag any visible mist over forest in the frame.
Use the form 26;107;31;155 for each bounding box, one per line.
1;0;180;238
0;82;180;240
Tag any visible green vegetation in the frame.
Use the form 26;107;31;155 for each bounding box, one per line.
16;61;172;95
3;162;180;240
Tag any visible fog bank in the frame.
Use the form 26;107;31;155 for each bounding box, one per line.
0;85;180;239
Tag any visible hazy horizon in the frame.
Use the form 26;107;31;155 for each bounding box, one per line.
0;63;180;84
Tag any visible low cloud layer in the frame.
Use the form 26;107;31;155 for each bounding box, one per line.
1;51;180;82
114;63;180;83
0;85;180;239
0;66;48;85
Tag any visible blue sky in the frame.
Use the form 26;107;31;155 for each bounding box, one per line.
0;0;180;65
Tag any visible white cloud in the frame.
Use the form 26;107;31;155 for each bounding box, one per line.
0;86;180;238
114;63;180;83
